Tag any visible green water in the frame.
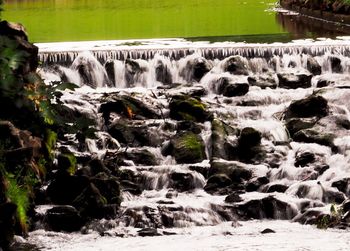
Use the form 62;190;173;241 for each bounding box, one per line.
2;0;288;43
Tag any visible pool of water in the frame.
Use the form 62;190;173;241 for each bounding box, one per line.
2;0;284;43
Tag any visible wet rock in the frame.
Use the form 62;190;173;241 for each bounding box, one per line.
211;119;239;160
169;95;212;122
293;208;323;225
155;59;172;85
237;127;266;163
116;149;159;166
169;132;206;164
225;192;243;203
246;176;269;192
124;59;148;87
264;184;289;193
90;173;121;205
285;117;318;137
329;56;343;73
72;52;110;88
316;79;333;88
189;165;209;178
277;73;312;89
332;178;350;196
177;120;203;134
208;160;252;183
205;174;232;190
180;56;212;82
261;228;276;234
247;75;277;89
222;55;249;75
100;94;160;122
170;172;196;192
285;95;328;119
120;180;142;195
293;129;336;149
307;57;322;75
342;200;350;213
294;151;316;167
237;196;297;220
45;205;84;232
104;60;116;86
108;121;161;147
219;80;249;97
137;228;161;237
165;189;178;199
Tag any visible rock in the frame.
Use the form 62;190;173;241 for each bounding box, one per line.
294;151;316;167
307;57;322;75
155;59;172;85
332;178;350;196
277;73;312;89
180;56;212;82
0;202;17;250
293;208;323;225
247;75;277;89
237;127;265;163
165;189;178;199
124;59;148;87
329;56;343;73
116;149;159;166
285;117;318;137
222;56;249;75
104;60;116;86
169;95;212;122
293;129;336;149
211;119;238;160
137;228;161;237
208;160;252;183
169;132;206;164
177;120;203;134
57;153;77;174
264;184;289;193
108;121;161;147
217;78;249;97
284;95;328;119
237;196;297;220
90;173;121;205
246;176;269;192
317;79;333;88
0;21;38;73
342;200;350;213
261;228;276;234
45;205;84;232
170;172;196;192
120;180;142;195
71;52;110;88
205;174;232;190
225;192;243;203
100;94;160;123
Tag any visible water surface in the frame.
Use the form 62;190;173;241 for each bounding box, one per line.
3;0;284;42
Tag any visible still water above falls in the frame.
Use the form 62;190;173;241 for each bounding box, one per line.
29;40;350;250
5;0;350;43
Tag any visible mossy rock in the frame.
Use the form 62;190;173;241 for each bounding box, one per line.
170;132;206;164
57;153;77;175
208;160;252;183
169;95;212;123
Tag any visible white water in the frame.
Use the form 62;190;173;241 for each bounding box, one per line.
31;39;350;250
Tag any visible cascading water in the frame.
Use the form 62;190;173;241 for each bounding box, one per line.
30;39;350;250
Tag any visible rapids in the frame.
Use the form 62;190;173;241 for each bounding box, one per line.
30;38;350;250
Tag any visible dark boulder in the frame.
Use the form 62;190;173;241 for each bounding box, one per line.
222;56;249;75
215;77;249;97
168;132;206;164
285;117;318;137
90;173;121;205
307;57;322;75
104;60;116;86
205;174;232;190
180;56;212;82
264;183;289;193
225;192;243;203
155;60;172;85
116;149;159;166
99;94;160;123
261;228;276;234
332;178;350;196
108;121;161;147
45;205;84;232
317;79;333;88
246;176;269;192
237;127;265;163
237;196;297;220
329;56;343;73
137;228;161;237
293;129;336;150
208;160;252;183
169;95;212;122
294;151;316;167
170;172;196;192
277;73;312;89
0;202;17;249
248;75;277;89
284;95;328;119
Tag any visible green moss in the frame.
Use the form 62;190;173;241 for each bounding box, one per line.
58;153;77;175
4;173;30;233
173;132;205;163
44;129;57;162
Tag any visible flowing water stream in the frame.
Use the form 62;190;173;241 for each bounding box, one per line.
24;39;350;250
